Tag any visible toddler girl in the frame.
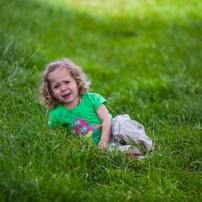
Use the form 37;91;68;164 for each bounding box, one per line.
41;58;152;157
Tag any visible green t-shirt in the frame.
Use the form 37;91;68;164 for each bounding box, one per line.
48;93;111;145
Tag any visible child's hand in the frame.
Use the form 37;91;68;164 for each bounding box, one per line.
98;139;109;150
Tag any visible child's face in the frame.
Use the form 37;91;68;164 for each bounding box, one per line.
48;67;79;109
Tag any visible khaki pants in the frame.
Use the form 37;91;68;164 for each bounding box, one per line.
109;115;152;155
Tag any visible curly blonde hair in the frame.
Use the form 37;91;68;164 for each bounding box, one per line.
41;58;91;109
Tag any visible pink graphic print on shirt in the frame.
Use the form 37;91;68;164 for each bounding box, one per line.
72;118;100;136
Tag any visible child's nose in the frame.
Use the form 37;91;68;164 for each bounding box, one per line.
61;85;66;91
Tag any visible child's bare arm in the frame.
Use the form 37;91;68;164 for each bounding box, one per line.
96;104;112;149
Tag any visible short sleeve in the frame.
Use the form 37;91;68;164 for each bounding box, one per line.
91;93;107;111
48;110;60;129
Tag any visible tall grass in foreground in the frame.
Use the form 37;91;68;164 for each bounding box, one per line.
0;0;202;201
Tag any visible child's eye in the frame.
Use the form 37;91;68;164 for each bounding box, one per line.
54;85;59;89
65;81;70;84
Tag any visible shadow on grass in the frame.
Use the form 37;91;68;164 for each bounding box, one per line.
1;0;202;70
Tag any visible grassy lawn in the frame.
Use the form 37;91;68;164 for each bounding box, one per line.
0;0;201;201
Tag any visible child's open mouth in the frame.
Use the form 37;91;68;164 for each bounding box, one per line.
63;93;71;99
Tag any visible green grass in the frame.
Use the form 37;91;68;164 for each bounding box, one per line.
0;0;202;201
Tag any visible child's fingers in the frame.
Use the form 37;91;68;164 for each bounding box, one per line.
98;141;109;150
